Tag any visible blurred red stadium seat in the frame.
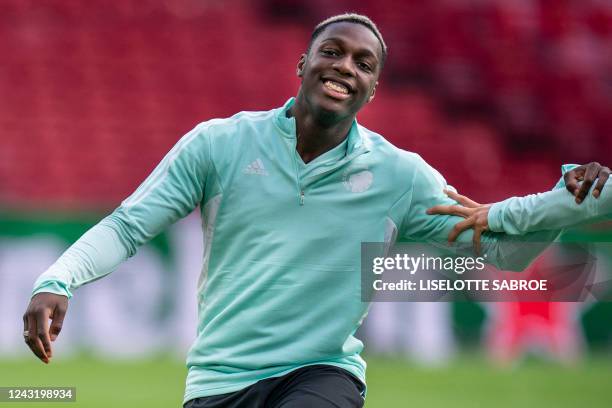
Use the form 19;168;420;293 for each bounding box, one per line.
1;0;610;209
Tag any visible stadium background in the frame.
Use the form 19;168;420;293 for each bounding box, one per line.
0;0;611;407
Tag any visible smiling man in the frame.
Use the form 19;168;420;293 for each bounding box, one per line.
23;14;611;408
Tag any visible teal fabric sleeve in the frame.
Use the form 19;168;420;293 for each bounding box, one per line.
31;223;128;298
488;165;611;234
32;124;210;298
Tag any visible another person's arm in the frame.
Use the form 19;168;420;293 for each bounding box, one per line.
488;164;610;234
428;163;610;241
398;158;608;272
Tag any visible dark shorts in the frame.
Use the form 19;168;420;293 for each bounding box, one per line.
183;364;365;408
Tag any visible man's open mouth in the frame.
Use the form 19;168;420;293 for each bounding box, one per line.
323;80;350;95
321;79;352;100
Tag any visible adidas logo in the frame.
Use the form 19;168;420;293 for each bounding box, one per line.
243;158;269;176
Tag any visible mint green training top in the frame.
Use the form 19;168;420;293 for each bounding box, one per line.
33;98;611;403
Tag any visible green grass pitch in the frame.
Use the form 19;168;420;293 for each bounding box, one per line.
0;354;610;407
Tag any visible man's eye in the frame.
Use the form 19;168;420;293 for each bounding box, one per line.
322;49;339;56
358;62;372;72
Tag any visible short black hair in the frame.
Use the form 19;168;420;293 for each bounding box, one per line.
307;13;388;68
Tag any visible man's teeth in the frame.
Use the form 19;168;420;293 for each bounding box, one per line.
324;81;349;94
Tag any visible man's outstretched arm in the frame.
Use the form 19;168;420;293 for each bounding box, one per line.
23;123;214;363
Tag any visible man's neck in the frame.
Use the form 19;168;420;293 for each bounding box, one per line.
289;95;354;164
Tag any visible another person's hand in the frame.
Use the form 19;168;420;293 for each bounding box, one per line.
427;190;490;255
23;293;68;364
564;162;610;204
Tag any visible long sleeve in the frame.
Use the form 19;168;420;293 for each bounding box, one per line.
32;223;130;298
32;124;212;298
488;179;611;234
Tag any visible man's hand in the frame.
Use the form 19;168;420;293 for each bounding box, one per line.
23;293;68;364
427;190;491;255
565;162;610;204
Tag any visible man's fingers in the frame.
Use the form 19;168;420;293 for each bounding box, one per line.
427;204;472;218
564;167;584;195
22;314;30;346
49;305;67;342
575;178;593;203
24;294;69;361
448;218;474;243
36;309;53;359
592;167;610;199
565;178;580;196
443;189;481;208
26;312;48;364
576;163;600;203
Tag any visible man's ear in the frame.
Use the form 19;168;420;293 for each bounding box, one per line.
368;81;378;103
296;54;306;77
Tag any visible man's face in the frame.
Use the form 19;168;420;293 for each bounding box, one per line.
297;22;382;122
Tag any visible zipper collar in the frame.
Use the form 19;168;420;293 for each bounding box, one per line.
273;97;371;157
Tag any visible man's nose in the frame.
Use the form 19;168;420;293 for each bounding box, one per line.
333;56;355;76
